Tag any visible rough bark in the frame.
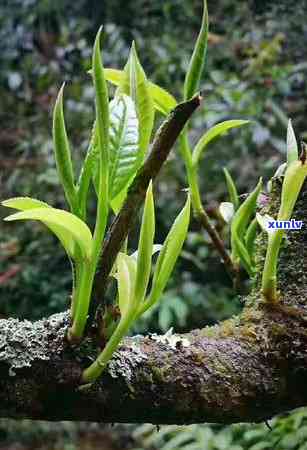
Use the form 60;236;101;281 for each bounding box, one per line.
0;180;306;424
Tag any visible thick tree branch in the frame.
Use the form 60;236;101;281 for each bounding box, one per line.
0;180;306;423
90;95;202;321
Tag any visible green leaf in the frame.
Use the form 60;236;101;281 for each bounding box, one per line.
104;68;177;115
147;82;177;116
3;204;93;261
92;26;110;251
192;120;250;166
183;0;208;100
287;118;298;165
77;121;99;220
231;178;262;275
2;197;51;211
53;83;78;212
110;187;128;214
245;217;259;261
119;42;155;162
143;194;191;312
115;252;137;317
223;168;239;210
134;181;155;305
108;94;139;200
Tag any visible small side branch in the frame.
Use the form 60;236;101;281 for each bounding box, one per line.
89;94;202;322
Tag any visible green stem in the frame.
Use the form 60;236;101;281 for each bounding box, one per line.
180;132;236;279
68;262;96;342
261;231;283;302
70;261;82;319
82;311;135;383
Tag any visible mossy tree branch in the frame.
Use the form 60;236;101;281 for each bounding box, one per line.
0;180;306;423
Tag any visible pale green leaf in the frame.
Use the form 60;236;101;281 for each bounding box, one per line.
2;197;51;210
104;68;177;115
143;195;191;312
245;217;259;261
231;178;262;275
3;206;93;261
77;120;99;220
192;120;250;166
223;168;239;210
183;0;208;100
134;181;155;305
115;252;137;317
287;119;298;165
53;83;78;212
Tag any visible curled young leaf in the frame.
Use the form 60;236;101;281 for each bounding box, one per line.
140;194;191;314
115;252;137;318
77;120;99;220
53;83;78;212
223;168;239;210
231;178;262;276
134;181;155;305
3;204;93;261
184;0;208;100
286;119;298;165
245;216;259;262
192;120;250;167
103;68;177;115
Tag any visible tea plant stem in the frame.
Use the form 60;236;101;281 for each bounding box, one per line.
82;310;136;382
261;231;283;302
180;133;237;280
68;262;96;342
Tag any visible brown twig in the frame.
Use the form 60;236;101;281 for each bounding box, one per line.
88;94;202;323
196;207;239;281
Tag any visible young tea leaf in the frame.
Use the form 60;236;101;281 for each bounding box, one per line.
286;119;298;165
76;121;99;220
2;197;51;211
183;0;208;100
192;120;250;166
104;68;177;115
245;216;259;261
3;206;93;261
53;83;78;212
119;42;154;163
92;26;110;250
115;252;137;317
223;168;239;210
231;178;262;276
134;181;155;305
108;94;139;200
141;194;191;313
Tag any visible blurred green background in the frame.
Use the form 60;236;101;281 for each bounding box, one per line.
1;0;307;449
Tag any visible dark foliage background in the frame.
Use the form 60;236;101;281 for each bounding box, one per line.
1;0;307;448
